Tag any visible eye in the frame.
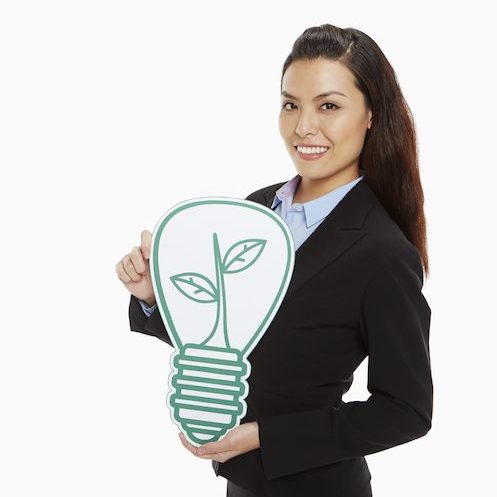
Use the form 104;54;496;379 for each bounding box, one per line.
321;102;339;111
282;102;297;111
281;102;339;111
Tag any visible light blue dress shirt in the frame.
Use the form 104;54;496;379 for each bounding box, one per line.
138;172;364;317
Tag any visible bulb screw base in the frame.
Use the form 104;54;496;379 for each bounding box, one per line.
169;344;248;444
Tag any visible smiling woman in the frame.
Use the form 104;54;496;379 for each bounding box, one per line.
120;22;432;497
279;58;373;203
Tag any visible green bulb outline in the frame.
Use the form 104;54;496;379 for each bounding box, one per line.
150;198;294;445
151;198;294;356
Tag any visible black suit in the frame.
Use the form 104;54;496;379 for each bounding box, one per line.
128;177;433;497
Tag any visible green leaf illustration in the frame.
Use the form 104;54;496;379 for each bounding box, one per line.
170;272;218;303
222;238;266;274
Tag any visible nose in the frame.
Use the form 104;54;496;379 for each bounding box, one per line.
295;110;319;137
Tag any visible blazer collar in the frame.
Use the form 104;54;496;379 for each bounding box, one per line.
261;177;379;301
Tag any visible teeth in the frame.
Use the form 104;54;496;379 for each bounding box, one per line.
297;146;329;154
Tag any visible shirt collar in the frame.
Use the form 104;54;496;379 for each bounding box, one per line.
270;171;365;228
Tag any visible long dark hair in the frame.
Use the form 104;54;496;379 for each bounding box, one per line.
281;24;430;278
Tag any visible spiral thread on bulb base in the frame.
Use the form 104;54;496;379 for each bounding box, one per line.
169;344;248;445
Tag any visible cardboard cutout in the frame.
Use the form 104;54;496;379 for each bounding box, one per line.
150;197;295;446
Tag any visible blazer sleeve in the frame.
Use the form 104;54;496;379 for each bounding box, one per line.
127;190;265;346
128;294;174;346
256;248;433;480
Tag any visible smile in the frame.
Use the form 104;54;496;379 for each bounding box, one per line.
294;145;329;160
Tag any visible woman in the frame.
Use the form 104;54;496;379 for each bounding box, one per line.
117;24;433;497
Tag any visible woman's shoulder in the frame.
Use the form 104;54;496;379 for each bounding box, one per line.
361;201;425;285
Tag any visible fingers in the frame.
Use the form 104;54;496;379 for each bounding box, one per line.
116;255;139;283
178;432;230;455
115;246;147;283
179;432;201;455
115;227;152;285
178;433;238;463
178;432;215;458
115;260;131;283
197;438;229;455
141;230;152;260
128;246;147;275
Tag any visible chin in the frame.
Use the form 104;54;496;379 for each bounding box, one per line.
293;164;335;180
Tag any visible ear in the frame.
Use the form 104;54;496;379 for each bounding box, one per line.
367;109;373;129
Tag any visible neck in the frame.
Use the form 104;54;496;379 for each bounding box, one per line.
293;166;361;203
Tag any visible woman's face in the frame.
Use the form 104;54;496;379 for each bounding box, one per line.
279;57;372;192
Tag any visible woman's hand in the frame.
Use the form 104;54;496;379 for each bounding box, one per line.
116;230;156;305
178;421;260;463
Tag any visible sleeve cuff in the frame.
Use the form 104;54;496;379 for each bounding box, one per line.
138;299;157;317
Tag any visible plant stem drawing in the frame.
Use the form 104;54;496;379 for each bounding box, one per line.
170;232;266;349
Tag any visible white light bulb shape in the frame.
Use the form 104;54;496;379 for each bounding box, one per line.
150;197;295;447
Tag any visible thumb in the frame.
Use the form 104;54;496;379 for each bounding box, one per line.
140;229;152;260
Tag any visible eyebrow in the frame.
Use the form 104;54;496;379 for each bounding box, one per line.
281;90;348;100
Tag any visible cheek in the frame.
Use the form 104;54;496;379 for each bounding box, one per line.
279;111;301;133
278;114;291;137
330;119;366;151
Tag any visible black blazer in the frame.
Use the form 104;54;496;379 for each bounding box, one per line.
128;177;433;497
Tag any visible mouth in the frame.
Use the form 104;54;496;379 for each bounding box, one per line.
294;145;330;160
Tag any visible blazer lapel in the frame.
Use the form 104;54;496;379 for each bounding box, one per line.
260;178;379;300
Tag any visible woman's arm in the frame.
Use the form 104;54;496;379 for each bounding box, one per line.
256;247;433;480
128;293;174;346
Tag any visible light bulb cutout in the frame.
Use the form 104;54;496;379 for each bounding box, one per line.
150;197;295;446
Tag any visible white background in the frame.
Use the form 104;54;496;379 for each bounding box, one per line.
1;1;495;496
